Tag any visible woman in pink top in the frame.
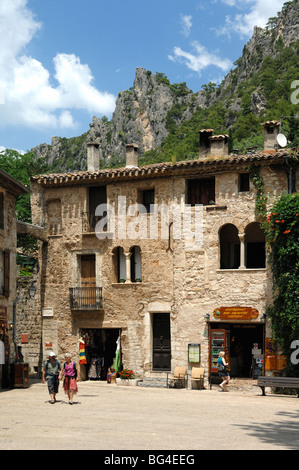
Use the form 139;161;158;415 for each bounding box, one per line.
59;353;78;404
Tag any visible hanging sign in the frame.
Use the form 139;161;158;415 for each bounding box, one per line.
213;306;259;320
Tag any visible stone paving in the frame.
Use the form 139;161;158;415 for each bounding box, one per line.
0;378;299;451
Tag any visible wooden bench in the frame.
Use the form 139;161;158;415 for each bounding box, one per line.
257;376;299;397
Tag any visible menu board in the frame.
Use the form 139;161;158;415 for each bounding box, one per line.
188;344;200;363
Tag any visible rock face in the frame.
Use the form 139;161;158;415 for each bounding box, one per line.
88;68;204;164
31;0;299;171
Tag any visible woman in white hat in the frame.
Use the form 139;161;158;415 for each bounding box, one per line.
42;352;62;404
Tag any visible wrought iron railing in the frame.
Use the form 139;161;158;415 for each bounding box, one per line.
82;212;107;233
69;287;103;310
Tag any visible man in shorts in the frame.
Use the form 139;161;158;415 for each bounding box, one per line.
42;352;61;403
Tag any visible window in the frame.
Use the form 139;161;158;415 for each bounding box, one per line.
219;224;240;269
239;173;250;192
130;246;142;282
0;251;10;297
142;189;155;213
245;223;265;268
83;186;107;232
187;177;215;206
112;247;126;283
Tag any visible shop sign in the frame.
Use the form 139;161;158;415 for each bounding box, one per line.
213;306;259;320
0;306;7;330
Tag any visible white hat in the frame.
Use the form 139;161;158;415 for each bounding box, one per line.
48;352;56;357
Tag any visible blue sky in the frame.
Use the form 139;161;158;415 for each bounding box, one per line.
0;0;287;153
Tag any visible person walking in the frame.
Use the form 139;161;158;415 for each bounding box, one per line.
218;351;230;391
59;353;78;405
42;352;61;404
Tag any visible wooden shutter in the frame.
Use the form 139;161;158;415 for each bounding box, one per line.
3;251;10;298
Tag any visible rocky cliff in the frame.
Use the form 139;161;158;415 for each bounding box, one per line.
32;0;299;171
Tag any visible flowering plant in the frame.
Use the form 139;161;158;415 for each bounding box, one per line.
119;369;135;380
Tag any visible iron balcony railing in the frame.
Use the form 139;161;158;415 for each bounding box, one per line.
69;287;103;310
82;212;107;233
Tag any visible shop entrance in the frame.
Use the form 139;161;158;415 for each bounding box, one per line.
79;329;120;381
210;323;264;378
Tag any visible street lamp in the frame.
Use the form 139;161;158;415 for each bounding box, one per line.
29;282;36;299
204;313;210;323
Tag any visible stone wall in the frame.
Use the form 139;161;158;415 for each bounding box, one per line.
29;162;289;378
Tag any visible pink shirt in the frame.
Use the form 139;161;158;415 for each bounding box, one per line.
64;361;75;377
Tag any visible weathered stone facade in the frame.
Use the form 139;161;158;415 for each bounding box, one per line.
0;170;29;388
29;140;298;382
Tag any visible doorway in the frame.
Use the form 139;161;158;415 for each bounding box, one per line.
79;328;120;381
152;313;171;370
210;323;264;378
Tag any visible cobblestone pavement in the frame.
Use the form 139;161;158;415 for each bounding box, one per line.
0;378;299;451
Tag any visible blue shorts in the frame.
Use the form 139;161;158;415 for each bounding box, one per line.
46;375;59;394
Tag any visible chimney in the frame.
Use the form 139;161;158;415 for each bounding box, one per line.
126;143;138;168
209;134;229;157
87;142;100;171
262;120;281;152
198;129;214;160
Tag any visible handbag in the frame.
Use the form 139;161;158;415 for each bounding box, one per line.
218;360;227;372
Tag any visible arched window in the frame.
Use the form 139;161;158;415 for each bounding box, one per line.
219;224;240;269
130;246;142;282
112;247;126;282
245;223;265;268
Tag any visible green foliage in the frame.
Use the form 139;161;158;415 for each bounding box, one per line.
0;149;50;253
265;194;299;375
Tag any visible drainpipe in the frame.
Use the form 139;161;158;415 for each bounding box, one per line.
13;297;19;361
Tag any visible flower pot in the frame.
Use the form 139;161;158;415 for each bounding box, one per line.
116;378;140;386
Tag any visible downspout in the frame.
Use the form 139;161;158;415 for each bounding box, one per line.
13;296;19;361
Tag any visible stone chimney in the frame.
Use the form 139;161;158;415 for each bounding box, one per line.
262;120;281;152
198;129;214;160
87;142;100;171
209;135;229;157
126;143;138;168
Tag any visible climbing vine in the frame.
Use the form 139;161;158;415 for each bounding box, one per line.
265;193;299;374
249;165;268;227
250;166;299;375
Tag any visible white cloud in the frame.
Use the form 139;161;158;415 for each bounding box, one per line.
218;0;286;37
0;0;116;130
181;15;192;37
169;41;233;75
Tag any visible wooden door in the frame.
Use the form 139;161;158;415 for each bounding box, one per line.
153;313;171;370
81;255;96;305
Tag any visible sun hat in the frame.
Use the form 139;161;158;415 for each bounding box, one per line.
48;352;56;357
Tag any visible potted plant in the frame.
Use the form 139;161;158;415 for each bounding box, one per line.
116;369;139;386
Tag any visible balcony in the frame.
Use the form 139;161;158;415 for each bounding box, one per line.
82;212;107;234
69;287;103;310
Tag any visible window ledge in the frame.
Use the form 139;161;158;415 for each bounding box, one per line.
112;282;143;287
216;268;267;273
205;205;227;211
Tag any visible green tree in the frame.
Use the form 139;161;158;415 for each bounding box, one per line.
265;194;299;375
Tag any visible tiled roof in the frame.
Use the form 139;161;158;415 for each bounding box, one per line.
31;149;298;187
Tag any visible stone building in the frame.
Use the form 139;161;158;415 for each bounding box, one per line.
30;121;298;384
0;169;29;388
